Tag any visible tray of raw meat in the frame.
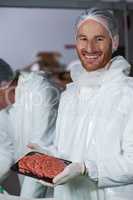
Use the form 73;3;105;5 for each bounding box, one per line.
11;151;71;185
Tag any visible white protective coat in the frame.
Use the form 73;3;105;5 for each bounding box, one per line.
54;56;133;200
8;71;59;161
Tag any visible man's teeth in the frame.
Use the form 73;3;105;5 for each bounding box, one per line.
85;55;98;59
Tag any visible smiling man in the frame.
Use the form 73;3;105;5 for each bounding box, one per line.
40;7;133;200
38;7;133;200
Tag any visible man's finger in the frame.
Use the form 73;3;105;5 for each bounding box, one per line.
53;169;68;184
38;180;54;187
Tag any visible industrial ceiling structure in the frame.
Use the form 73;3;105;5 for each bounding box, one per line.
0;0;132;10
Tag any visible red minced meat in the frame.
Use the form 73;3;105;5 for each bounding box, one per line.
18;153;66;179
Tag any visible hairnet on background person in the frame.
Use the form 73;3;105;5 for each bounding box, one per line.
75;7;119;52
0;59;14;83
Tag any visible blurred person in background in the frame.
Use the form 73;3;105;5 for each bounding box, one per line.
0;59;14;183
0;60;60;198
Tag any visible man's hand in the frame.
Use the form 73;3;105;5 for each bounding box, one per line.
27;143;41;150
53;162;85;185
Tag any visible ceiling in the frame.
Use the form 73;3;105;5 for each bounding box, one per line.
0;0;133;10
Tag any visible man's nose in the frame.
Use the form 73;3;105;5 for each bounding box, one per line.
85;41;96;52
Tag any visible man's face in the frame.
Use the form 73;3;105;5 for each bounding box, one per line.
0;81;15;110
76;19;112;71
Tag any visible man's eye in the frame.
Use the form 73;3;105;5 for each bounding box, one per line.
80;37;87;41
96;37;104;42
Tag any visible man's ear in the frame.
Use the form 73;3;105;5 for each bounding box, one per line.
112;35;119;53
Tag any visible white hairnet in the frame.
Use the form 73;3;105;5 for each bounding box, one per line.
75;7;119;52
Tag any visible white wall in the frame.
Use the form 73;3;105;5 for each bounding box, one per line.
0;8;83;70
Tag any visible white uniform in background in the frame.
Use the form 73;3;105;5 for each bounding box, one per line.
0;71;59;198
0;110;13;183
8;71;59;160
54;56;133;200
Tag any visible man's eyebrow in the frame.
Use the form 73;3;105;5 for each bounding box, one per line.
95;35;105;38
77;34;86;38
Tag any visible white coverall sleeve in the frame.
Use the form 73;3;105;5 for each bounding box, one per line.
29;80;60;147
85;108;133;188
21;76;59;198
0;111;14;183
